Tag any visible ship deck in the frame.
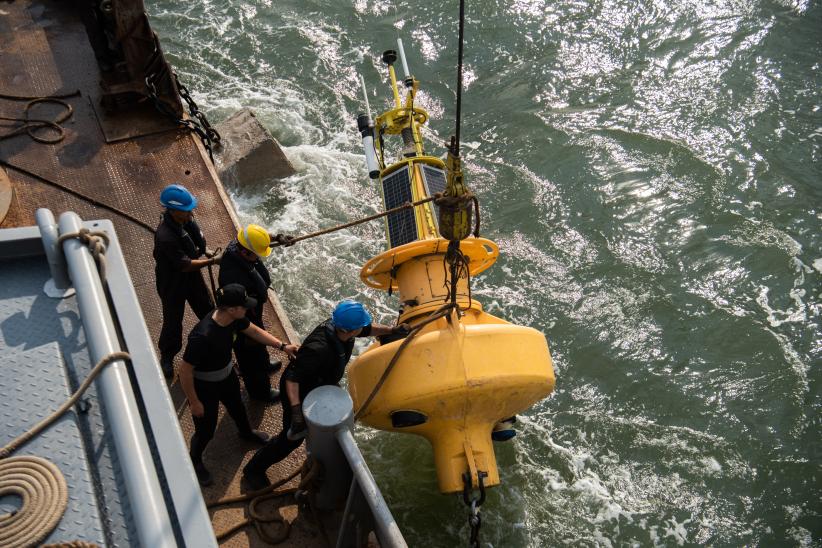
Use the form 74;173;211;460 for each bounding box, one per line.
0;2;320;545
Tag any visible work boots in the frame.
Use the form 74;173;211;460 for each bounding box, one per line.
267;360;282;374
192;461;213;487
250;388;281;404
239;429;271;444
242;464;271;492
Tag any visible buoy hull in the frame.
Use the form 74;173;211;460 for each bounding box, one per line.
348;313;555;493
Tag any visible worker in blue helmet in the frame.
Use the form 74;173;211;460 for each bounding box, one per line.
153;184;221;379
242;300;410;490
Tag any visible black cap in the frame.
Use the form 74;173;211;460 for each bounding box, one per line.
216;283;257;309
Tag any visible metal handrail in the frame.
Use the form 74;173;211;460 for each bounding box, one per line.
303;385;408;548
57;211;177;547
336;428;406;547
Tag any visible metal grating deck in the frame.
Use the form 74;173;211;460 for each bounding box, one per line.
0;2;310;546
0;257;134;546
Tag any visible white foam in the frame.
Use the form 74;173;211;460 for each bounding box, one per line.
663;516;692;545
700;457;723;475
787;526;812;547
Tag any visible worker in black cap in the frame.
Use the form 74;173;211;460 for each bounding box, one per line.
153;184;220;379
179;283;298;486
218;224;282;403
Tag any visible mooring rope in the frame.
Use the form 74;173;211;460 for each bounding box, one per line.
270;195;437;247
208;458;323;545
354;303;456;421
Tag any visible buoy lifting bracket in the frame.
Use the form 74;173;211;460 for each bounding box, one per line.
462;470;487;508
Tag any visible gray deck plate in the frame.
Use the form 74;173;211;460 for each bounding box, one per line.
0;256;137;546
0;342;106;547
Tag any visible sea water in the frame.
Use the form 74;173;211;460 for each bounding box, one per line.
150;1;821;545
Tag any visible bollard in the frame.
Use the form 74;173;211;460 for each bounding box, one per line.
35;208;74;298
303;385;355;510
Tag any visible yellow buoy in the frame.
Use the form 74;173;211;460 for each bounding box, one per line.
348;43;555;494
349;304;554;493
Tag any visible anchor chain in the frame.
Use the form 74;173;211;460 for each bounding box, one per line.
462;471;487;548
468;500;482;548
145;71;221;162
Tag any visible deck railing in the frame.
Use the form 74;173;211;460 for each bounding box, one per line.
303;385;408;548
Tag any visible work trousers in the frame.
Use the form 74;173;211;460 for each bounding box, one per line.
157;272;213;362
189;370;255;463
234;333;272;399
244;376;303;472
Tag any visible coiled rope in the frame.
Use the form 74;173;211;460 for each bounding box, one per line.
0;456;67;548
0;227;127;547
0;352;130;548
0;90;156;234
208;458;323;545
0;92;79;145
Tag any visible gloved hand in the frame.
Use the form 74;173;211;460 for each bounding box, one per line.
391;323;412;337
207;249;223;265
283;343;299;359
286;404;307;441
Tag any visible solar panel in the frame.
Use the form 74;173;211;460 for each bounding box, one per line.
421;165;447;232
382;166;418;247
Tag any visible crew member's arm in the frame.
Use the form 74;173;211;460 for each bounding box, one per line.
366;322;411;337
241;322;299;358
181;256;218;272
179;360;204;417
157;238;218;272
282;358;312;440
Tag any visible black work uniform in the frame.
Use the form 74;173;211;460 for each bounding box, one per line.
153;211;214;362
218;240;272;399
245;321;372;473
183;314;257;463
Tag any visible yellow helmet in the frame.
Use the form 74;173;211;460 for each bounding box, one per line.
237;224;272;257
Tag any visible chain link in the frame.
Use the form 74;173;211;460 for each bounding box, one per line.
468;499;482;547
145;71;221;162
462;471;487;547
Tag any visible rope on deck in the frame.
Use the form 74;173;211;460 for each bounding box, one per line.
207;458;325;545
0;91;156;233
0;352;130;548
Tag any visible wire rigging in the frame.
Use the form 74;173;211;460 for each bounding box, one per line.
454;0;466;154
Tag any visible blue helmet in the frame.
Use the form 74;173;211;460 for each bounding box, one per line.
332;300;372;331
160;184;197;211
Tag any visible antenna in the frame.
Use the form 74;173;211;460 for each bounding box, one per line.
359;74;372;120
396;38;411;80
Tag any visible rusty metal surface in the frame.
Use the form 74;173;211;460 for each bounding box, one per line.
0;2;319;546
0;167;10;224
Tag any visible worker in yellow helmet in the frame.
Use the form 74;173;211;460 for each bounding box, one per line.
218;224;292;403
